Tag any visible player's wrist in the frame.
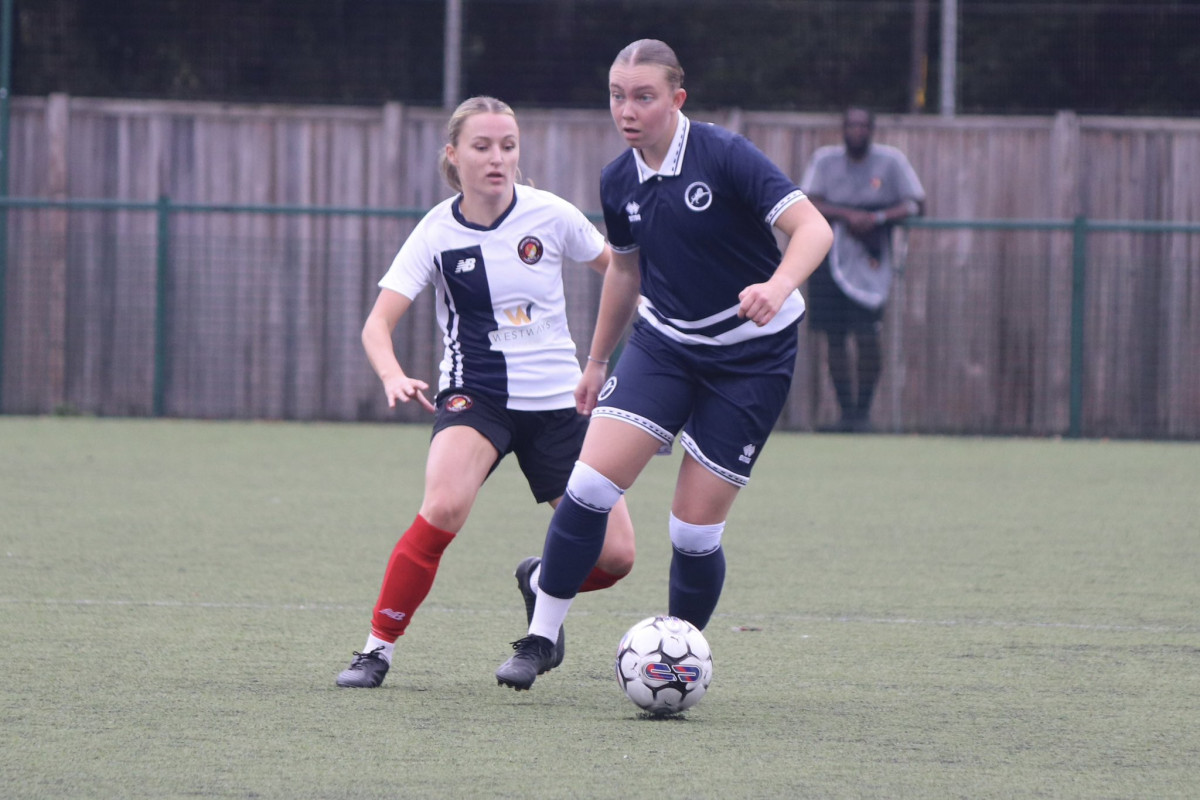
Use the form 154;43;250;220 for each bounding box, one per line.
586;355;610;366
873;210;887;225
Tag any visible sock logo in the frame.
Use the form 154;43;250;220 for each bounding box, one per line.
378;608;406;621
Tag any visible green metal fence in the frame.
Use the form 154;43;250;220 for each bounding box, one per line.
1;196;1198;438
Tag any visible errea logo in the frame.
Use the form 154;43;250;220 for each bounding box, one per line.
455;257;476;274
625;201;641;223
737;443;756;464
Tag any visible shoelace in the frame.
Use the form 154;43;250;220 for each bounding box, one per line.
509;635;550;655
349;646;386;667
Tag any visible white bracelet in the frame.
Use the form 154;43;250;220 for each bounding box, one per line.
587;356;609;365
874;210;887;225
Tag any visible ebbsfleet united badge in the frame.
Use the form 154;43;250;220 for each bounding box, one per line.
518;236;544;265
444;394;473;412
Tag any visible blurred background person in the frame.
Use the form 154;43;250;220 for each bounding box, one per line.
801;107;925;432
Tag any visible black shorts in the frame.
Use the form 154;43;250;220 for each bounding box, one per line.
805;259;883;336
592;321;797;487
431;389;587;503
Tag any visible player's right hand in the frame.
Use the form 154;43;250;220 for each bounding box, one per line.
574;361;608;416
383;374;435;413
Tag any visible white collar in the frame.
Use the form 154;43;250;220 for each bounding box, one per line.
633;113;690;183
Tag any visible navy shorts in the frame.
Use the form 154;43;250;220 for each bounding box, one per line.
592;319;797;487
431;389;587;503
805;259;883;336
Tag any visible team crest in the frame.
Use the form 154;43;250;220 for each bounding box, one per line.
444;394;474;412
684;182;712;211
598;376;618;402
518;236;544;265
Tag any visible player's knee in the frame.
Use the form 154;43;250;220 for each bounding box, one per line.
597;540;635;577
566;460;624;513
417;494;472;533
669;513;725;556
599;503;636;576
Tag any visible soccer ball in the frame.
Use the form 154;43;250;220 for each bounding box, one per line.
615;615;713;715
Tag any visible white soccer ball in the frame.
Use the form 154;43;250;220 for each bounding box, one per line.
614;615;713;715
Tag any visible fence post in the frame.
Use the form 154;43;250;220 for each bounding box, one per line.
1068;215;1088;438
0;0;12;411
153;194;171;417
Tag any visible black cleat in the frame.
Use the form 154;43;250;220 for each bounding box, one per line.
336;646;389;688
514;556;566;669
495;634;558;691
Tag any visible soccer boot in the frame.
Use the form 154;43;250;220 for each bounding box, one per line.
495;634;558;691
514;556;566;669
336;646;389;688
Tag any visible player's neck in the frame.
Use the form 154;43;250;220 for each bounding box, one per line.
638;114;679;172
458;189;513;228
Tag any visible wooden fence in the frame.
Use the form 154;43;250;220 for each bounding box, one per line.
3;95;1199;438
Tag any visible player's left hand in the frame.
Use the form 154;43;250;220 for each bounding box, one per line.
738;280;789;327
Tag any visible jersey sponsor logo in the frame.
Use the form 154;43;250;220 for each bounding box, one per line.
738;443;756;464
444;394;474;412
684;182;713;211
488;319;553;346
517;236;544;265
501;303;534;326
378;608;406;621
598;375;618;402
454;257;477;274
625;201;641;223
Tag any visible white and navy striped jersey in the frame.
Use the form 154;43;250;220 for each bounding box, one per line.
379;183;606;411
600;113;808;346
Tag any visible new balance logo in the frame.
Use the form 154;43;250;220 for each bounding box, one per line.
455;257;476;274
378;608;406;621
737;443;756;464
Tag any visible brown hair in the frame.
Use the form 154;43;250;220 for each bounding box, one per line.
611;39;685;90
438;96;518;193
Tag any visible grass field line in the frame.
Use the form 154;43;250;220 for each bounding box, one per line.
3;595;1195;635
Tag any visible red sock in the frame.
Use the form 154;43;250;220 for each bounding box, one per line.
579;566;623;593
370;514;456;641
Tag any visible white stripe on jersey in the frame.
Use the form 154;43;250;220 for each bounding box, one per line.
635;293;806;346
378;184;606;411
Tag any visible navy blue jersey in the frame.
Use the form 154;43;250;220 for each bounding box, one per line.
600;114;807;346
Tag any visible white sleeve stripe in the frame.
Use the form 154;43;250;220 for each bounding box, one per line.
766;189;807;225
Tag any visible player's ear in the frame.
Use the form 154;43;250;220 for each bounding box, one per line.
445;143;458;167
672;87;687;110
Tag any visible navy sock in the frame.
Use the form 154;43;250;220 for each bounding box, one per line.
538;492;609;600
668;545;726;630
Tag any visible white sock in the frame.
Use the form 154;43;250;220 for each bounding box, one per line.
529;563;541;593
365;634;395;665
529;589;573;642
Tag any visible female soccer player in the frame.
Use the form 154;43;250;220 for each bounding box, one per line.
495;40;833;690
337;96;635;688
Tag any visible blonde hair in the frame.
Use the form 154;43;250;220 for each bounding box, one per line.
438;96;518;193
612;39;685;90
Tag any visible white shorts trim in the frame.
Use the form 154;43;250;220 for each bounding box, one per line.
680;432;749;488
590;407;674;445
